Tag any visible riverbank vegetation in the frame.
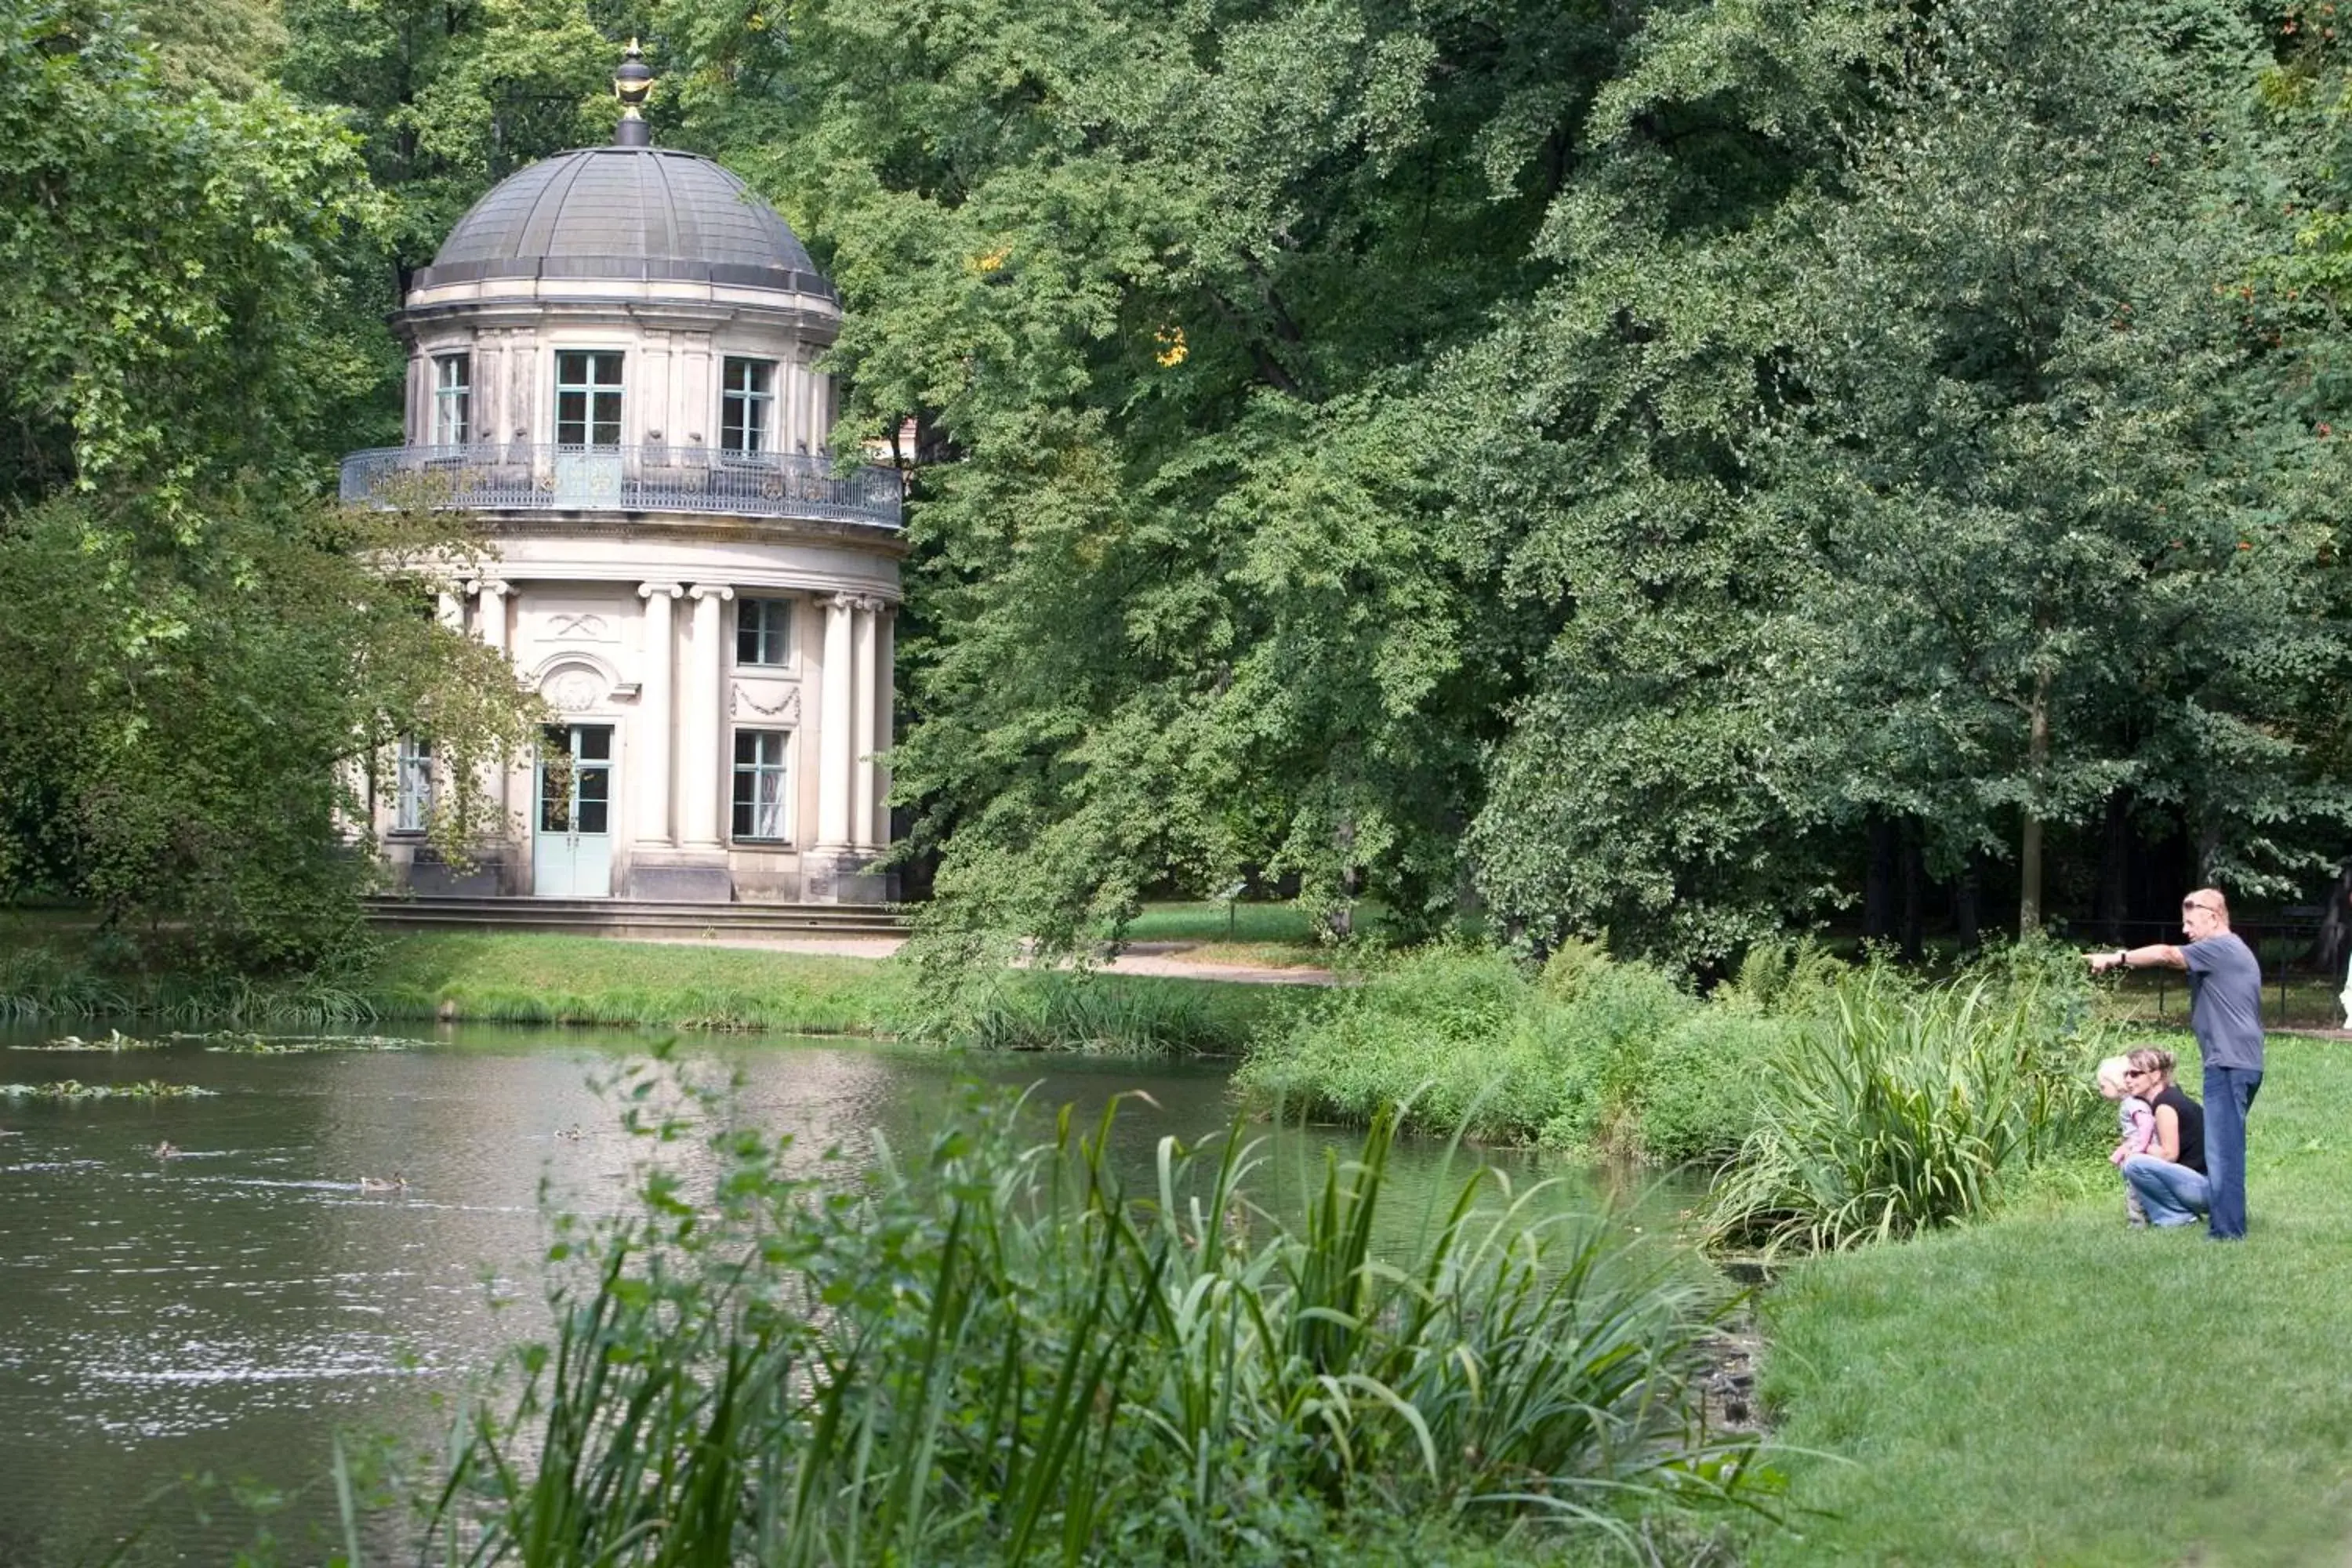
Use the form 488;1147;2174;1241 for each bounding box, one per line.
411;1073;1768;1565
0;930;1287;1054
1748;1031;2352;1563
1243;937;2114;1252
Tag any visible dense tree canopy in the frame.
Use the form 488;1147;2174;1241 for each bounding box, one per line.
11;0;2352;973
0;0;539;968
676;0;2352;964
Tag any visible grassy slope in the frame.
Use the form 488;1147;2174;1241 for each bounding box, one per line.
358;931;1284;1045
1755;1033;2352;1566
360;931;920;1031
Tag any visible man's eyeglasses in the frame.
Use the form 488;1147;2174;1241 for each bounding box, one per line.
2182;900;2220;914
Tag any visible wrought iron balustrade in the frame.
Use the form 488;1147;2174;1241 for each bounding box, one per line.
338;444;904;530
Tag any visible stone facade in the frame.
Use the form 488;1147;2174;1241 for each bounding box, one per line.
349;128;902;903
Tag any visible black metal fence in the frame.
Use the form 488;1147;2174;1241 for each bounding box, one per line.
2090;915;2337;1028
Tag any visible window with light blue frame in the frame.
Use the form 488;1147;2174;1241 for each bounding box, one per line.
721;358;776;455
555;350;623;447
735;597;793;667
394;736;432;832
731;731;790;841
432;354;471;446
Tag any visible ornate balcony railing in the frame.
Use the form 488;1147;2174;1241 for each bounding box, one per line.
338;444;904;530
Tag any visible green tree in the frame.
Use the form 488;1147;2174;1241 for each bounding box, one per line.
710;0;1595;964
278;0;621;271
1450;0;1888;963
0;0;543;968
1787;0;2352;930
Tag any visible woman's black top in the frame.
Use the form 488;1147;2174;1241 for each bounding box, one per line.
2154;1083;2205;1174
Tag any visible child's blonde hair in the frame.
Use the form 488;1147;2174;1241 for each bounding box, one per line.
2096;1055;2133;1097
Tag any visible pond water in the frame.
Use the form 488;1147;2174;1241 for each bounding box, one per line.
0;1022;1681;1565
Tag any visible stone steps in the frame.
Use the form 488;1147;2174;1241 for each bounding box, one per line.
364;895;910;941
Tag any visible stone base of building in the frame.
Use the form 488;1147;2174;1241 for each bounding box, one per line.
804;848;895;905
388;839;510;897
622;852;735;903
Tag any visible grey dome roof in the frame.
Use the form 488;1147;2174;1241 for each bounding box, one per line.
412;147;832;297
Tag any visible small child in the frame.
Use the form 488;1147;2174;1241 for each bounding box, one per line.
2097;1055;2158;1226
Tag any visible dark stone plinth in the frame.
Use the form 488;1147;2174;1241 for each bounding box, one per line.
623;862;735;902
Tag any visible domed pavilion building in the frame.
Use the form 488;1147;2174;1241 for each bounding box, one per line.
343;52;901;907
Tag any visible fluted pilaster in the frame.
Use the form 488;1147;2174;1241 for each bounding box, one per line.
872;605;895;851
681;584;732;849
637;583;683;845
470;579;512;817
851;601;880;851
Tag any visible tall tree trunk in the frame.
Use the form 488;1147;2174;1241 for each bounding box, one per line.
1955;852;1982;952
2019;671;2053;935
1900;820;1926;962
2096;792;2131;943
1864;814;1898;941
1328;816;1356;939
2314;861;2352;975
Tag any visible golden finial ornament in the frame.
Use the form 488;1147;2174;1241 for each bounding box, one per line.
614;40;655;144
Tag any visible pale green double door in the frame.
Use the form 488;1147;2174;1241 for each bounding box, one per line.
533;724;613;898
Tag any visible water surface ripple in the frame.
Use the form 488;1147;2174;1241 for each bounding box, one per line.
0;1024;1651;1565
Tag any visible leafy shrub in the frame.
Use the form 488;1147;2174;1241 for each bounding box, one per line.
963;974;1243;1055
1714;936;1847;1018
419;1070;1773;1564
1234;942;1807;1161
1700;967;2106;1254
1236;946;1703;1150
1624;1013;1795;1167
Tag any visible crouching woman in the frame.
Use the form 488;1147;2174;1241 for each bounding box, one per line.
2119;1047;2208;1229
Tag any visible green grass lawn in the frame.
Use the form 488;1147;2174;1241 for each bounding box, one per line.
287;931;1290;1050
359;931;921;1031
1752;1033;2352;1565
1112;898;1363;967
1;907;1294;1047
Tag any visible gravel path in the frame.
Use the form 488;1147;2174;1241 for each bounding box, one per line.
631;934;1338;985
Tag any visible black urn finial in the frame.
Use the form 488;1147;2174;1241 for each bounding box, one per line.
615;39;655;147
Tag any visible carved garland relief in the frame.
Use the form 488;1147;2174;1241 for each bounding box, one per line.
731;682;802;724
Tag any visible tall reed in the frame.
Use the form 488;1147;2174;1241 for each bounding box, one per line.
0;943;379;1027
1700;966;2103;1254
422;1068;1771;1563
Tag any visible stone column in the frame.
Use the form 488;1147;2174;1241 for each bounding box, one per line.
872;604;895;850
681;584;732;850
637;583;683;846
473;579;512;818
851;600;880;851
435;586;464;631
815;592;856;852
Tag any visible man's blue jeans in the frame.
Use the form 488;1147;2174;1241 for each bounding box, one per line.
2122;1155;2209;1228
2203;1065;2263;1240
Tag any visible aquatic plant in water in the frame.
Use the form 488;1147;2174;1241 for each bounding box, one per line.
0;1080;217;1100
190;1033;424;1054
420;1062;1777;1564
31;1029;168;1051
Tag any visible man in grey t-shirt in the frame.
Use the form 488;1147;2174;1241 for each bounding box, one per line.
2089;887;2263;1240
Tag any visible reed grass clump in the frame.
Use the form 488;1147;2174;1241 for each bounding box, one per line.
420;1071;1772;1564
1700;962;2105;1254
960;974;1244;1055
1234;945;1792;1160
0;942;379;1028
